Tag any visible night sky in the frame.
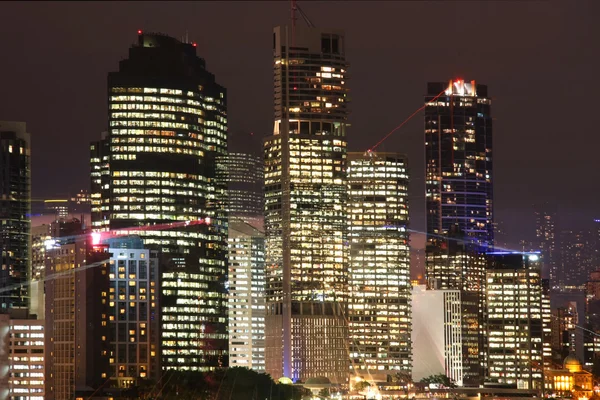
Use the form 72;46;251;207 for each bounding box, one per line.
1;1;598;248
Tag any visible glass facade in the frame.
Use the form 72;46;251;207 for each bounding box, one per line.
216;152;263;223
485;253;543;389
228;221;266;371
90;32;228;371
264;25;349;383
347;152;411;381
0;121;30;311
425;80;493;248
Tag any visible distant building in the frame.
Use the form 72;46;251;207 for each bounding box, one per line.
412;285;463;386
30;224;51;318
584;270;600;367
43;199;69;219
217;152;263;226
559;230;594;289
542;279;553;369
534;203;556;288
0;312;45;400
0;121;30;312
264;24;350;383
227;221;265;371
347;152;411;381
485;253;543;390
44;223;110;400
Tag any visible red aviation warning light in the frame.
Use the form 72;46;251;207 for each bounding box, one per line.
137;30;143;35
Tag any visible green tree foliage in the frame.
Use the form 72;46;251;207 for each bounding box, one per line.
127;367;310;400
354;381;371;392
420;374;456;388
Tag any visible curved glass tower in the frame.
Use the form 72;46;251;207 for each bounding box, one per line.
90;32;228;373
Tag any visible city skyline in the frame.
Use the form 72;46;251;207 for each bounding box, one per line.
0;1;599;398
0;1;597;249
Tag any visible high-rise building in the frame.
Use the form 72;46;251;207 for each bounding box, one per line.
30;224;51;318
551;305;578;364
584;270;600;367
0;121;30;312
228;221;266;371
425;80;493;248
558;230;595;289
485;253;543;390
411;285;463;386
425;234;486;386
103;236;160;386
0;312;45;400
542;279;553;369
534;203;557;288
264;24;349;383
217;152;263;226
347;152;411;381
91;31;229;371
44;223;110;400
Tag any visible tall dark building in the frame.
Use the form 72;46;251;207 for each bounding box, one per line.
558;229;594;289
264;25;349;383
424;80;492;386
0;121;30;312
425;80;493;248
217;152;263;226
90;31;228;371
534;203;557;287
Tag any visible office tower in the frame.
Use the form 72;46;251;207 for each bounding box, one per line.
31;224;51;318
44;224;110;400
534;203;556;288
91;31;229;371
0;121;30;312
542;279;553;369
425;80;493;248
228;221;266;371
217;152;264;227
102;236;160;386
412;285;463;386
264;25;349;383
0;314;45;400
559;230;595;289
425;234;486;386
70;189;92;214
551;306;578;364
584;270;600;367
43;199;69;219
485;253;543;390
347;152;411;381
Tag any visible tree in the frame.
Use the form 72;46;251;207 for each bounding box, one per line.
354;381;371;392
318;388;330;398
420;374;456;389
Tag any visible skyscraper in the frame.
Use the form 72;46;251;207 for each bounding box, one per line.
425;80;493;248
0;121;30;312
559;229;594;289
534;203;557;287
91;31;229;371
217;152;264;226
44;223;110;400
412;285;463;385
228;221;266;371
485;253;543;390
264;24;349;383
347;151;411;381
103;236;160;385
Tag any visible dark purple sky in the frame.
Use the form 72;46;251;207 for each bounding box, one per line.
1;1;598;246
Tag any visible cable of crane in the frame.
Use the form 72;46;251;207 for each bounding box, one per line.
369;89;446;152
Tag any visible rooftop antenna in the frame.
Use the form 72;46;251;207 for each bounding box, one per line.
185;30;189;44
